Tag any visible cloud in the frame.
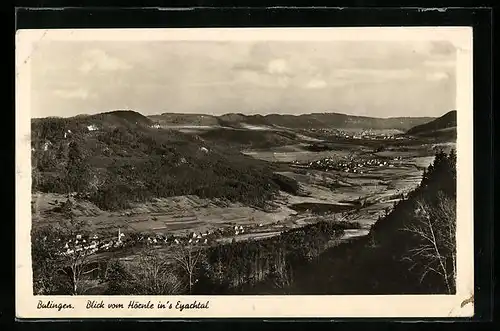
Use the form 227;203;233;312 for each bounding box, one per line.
232;63;266;72
79;49;132;73
423;59;456;68
305;79;327;89
267;59;289;75
53;88;91;99
426;72;450;81
232;58;295;88
187;81;236;87
332;68;415;83
429;41;456;55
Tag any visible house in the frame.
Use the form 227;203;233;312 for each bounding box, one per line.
87;124;98;131
117;229;125;242
43;141;52;151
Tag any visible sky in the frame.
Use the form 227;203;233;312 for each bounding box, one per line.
30;39;456;118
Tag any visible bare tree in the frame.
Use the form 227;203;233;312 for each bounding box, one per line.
126;249;184;295
43;202;103;295
31;203;102;295
401;192;456;293
171;243;206;294
58;218;101;295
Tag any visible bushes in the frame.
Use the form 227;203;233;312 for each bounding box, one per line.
271;173;300;195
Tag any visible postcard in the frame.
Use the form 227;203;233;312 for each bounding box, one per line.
16;27;474;319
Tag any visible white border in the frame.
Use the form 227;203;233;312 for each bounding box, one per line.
15;27;474;319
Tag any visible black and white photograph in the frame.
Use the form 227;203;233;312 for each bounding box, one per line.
16;27;474;318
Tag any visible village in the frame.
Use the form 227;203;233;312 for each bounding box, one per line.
56;220;273;258
308;128;406;141
291;154;404;174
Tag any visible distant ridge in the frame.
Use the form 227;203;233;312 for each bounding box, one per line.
406;110;457;137
150;112;436;131
32;109;438;131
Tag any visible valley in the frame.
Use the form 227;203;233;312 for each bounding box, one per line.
31;111;455;262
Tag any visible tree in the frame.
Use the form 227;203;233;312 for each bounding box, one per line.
402;193;456;294
31;226;71;295
31;208;99;295
66;141;90;194
104;259;131;294
171;243;206;294
59;217;100;295
125;249;184;295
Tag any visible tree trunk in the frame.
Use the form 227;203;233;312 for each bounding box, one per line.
72;269;78;295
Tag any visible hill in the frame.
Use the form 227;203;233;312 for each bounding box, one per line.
31;112;294;212
149;113;220;127
260;113;434;131
32;110;153;142
197;127;298;149
149;112;435;131
406;110;457;138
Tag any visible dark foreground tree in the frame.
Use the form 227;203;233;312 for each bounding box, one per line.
66;141;91;194
31;226;70;294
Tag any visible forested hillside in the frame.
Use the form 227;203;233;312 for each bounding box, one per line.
406;110;457;138
31;111;294;211
273;150;457;294
206;150;457;295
